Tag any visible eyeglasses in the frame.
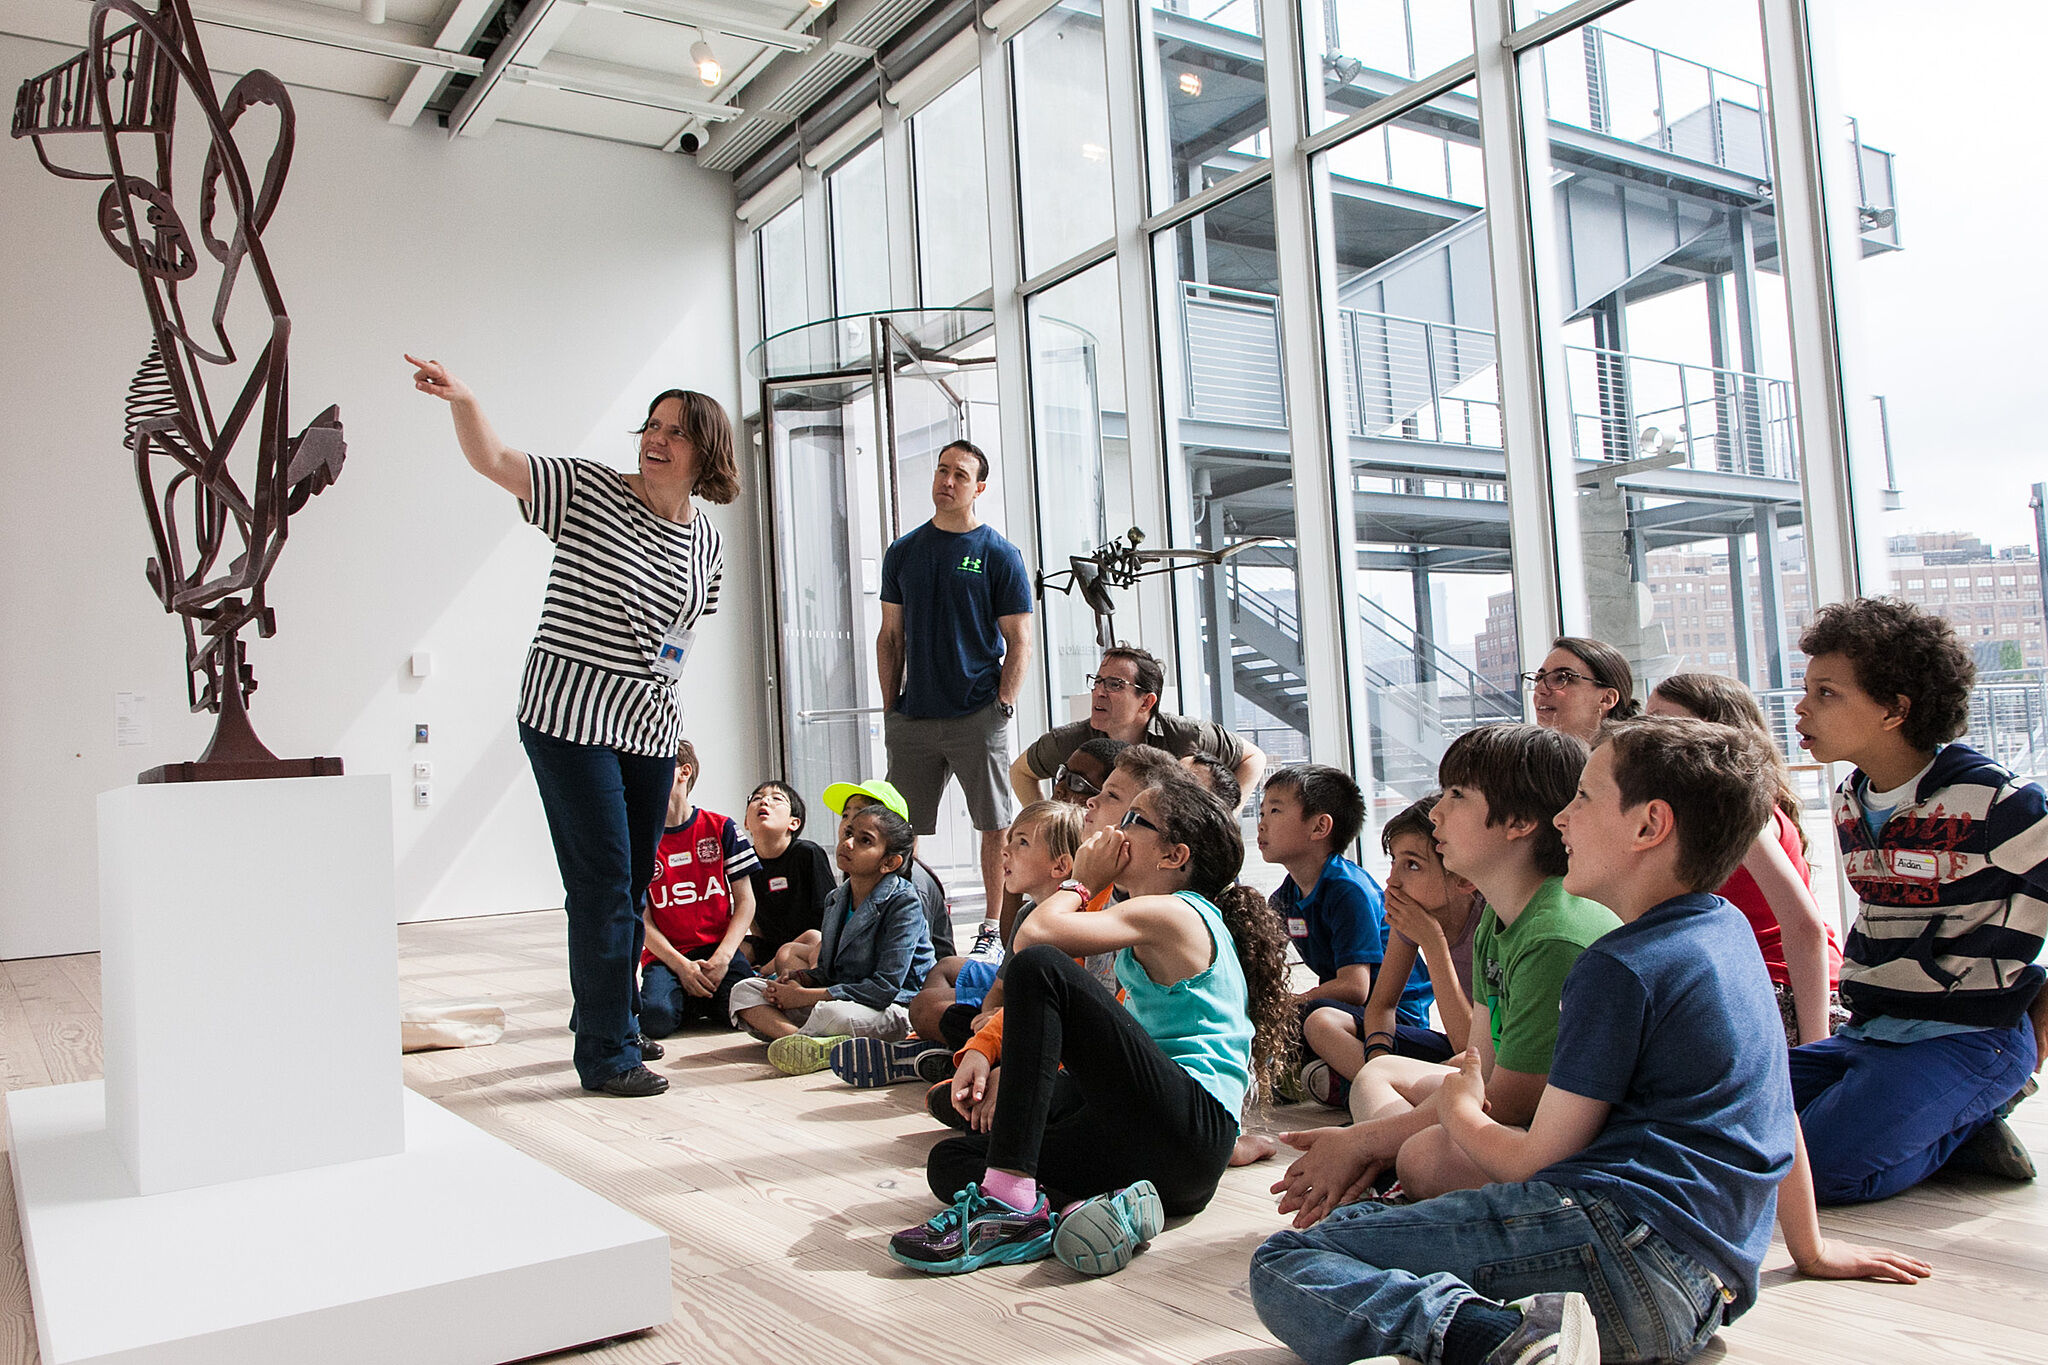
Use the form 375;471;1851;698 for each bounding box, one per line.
1053;764;1101;797
1085;673;1139;694
1118;807;1161;835
1519;667;1596;692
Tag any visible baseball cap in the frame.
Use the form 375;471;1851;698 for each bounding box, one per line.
820;779;909;822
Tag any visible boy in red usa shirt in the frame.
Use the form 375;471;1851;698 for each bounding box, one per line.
641;739;762;1038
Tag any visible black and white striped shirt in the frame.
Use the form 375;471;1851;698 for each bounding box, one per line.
517;455;722;756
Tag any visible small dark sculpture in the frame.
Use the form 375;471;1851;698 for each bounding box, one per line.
1038;527;1288;649
13;0;344;782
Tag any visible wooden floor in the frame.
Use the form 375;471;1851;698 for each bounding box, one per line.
1;910;2044;1365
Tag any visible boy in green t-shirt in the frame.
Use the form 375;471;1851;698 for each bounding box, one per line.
1273;724;1618;1220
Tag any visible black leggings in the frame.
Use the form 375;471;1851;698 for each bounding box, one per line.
926;945;1239;1217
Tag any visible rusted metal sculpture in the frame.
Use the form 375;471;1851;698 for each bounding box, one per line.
13;0;345;782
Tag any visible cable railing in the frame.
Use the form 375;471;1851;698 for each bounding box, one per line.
1757;669;2048;786
1539;24;1771;178
1342;309;1501;447
1561;345;1797;480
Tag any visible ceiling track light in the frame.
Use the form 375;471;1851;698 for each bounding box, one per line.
690;32;721;87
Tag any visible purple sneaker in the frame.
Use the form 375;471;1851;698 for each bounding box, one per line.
888;1182;1054;1274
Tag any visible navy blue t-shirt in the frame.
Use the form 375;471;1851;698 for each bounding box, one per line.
881;521;1032;719
1538;893;1796;1320
1271;855;1432;1028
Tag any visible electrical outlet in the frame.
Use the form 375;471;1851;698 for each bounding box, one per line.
413;761;434;780
413;782;432;808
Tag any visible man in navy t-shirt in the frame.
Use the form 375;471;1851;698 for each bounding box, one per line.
877;440;1034;918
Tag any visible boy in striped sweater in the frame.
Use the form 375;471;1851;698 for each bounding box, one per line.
1792;598;2048;1202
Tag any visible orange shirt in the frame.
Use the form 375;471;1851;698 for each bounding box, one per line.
955;883;1118;1066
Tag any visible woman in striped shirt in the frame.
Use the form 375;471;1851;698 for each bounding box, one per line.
409;355;739;1097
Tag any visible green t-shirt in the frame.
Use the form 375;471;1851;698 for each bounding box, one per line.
1473;877;1620;1075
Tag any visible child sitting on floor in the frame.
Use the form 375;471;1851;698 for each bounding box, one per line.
1791;597;2047;1198
892;777;1292;1279
1646;672;1844;1047
741;780;835;971
1251;715;1928;1365
639;739;761;1041
1258;764;1422;1102
1299;792;1485;1107
1272;725;1617;1214
727;803;934;1075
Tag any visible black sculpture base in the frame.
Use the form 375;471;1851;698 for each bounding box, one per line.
140;756;344;784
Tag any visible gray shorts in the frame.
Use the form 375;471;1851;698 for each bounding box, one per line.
884;702;1014;833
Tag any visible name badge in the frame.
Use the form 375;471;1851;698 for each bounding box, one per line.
650;620;696;681
768;876;789;892
1893;851;1938;880
669;851;692;867
1287;917;1309;938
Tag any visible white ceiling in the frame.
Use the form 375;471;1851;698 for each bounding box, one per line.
4;0;837;152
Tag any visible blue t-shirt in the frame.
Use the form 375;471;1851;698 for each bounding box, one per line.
880;521;1033;719
1271;854;1432;1029
1538;893;1796;1320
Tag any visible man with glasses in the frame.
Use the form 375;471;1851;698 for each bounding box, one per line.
1011;646;1265;812
878;440;1035;920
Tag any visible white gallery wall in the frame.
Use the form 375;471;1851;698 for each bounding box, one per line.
0;32;767;959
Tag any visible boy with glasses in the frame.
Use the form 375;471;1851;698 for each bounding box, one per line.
1011;646;1265;812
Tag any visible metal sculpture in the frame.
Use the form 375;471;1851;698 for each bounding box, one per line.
13;0;345;782
1038;527;1287;649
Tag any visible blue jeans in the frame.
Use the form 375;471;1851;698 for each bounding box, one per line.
1250;1182;1724;1365
640;950;754;1037
519;722;674;1088
1790;1020;2036;1204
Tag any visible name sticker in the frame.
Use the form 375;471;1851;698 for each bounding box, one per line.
1287;917;1309;938
768;876;789;892
1893;851;1938;880
669;851;692;867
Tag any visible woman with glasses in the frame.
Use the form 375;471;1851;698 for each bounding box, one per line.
1520;636;1641;744
893;777;1294;1277
1011;645;1266;812
409;356;739;1098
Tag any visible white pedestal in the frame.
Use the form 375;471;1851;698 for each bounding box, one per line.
5;774;675;1364
98;777;403;1194
7;1083;672;1365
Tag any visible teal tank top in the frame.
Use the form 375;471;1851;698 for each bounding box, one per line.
1114;890;1253;1120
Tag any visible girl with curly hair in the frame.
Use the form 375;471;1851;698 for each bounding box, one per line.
893;777;1292;1279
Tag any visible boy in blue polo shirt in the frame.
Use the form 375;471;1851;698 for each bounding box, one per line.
1259;765;1428;1090
1252;716;1928;1365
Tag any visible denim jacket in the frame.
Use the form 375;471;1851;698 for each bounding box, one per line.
814;872;936;1011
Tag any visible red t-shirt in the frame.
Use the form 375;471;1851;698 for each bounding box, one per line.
643;808;760;960
1716;804;1841;987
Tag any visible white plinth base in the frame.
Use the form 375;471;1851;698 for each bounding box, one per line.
7;1083;672;1365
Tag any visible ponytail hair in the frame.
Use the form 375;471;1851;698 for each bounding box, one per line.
1142;781;1297;1107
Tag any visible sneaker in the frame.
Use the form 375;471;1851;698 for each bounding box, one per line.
967;920;1004;963
926;1079;971;1131
1052;1179;1164;1276
1481;1292;1598;1365
889;1182;1053;1274
588;1065;668;1098
635;1034;665;1062
1301;1058;1347;1108
1946;1115;2037;1181
830;1036;951;1087
1995;1075;2039;1121
766;1033;849;1076
915;1046;958;1084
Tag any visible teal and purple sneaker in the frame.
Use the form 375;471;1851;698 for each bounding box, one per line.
888;1182;1054;1274
1051;1179;1164;1276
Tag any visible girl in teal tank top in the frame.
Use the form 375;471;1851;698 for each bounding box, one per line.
893;773;1295;1279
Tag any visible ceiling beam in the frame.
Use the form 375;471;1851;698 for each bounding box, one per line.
390;0;504;128
445;0;582;139
580;0;819;53
187;0;481;72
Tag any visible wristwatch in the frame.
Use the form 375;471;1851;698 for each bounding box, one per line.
997;700;1015;718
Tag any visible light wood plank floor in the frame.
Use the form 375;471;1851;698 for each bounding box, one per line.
2;910;2044;1365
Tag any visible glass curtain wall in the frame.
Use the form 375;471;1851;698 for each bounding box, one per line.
1313;85;1519;801
1518;0;1812;749
829;139;892;362
757;201;810;376
1156;185;1307;763
1012;2;1115;275
1142;1;1272;208
1315;2;1475;130
912;73;992;306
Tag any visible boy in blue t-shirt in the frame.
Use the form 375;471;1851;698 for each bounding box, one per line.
1252;716;1928;1365
1259;765;1429;1067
